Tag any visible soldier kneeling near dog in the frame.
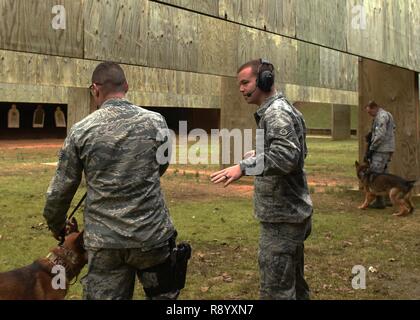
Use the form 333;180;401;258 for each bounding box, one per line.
364;101;396;209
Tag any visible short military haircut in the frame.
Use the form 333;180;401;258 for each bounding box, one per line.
366;100;379;109
237;59;275;85
91;61;128;95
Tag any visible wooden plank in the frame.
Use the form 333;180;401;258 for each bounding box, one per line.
296;0;347;51
238;26;298;85
219;0;296;37
156;0;220;16
197;15;239;76
0;0;83;57
67;87;92;132
320;48;358;91
359;58;419;181
331;104;351;140
382;0;410;68
297;42;320;88
0;83;68;104
408;0;420;71
84;0;148;65
284;84;358;106
147;1;199;72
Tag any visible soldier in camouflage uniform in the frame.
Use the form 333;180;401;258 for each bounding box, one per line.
43;62;179;300
211;59;313;300
364;101;396;209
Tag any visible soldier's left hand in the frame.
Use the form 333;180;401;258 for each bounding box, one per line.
210;165;243;187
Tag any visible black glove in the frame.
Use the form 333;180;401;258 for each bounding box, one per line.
365;132;372;143
52;227;66;244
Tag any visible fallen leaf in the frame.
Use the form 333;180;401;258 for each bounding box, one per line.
388;258;396;262
343;241;353;247
200;287;209;293
368;266;378;273
222;273;233;283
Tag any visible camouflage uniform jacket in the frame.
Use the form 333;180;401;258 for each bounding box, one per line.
239;93;313;223
43;98;175;249
369;108;396;153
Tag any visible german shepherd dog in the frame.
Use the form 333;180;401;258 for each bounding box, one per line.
0;219;87;300
355;161;416;217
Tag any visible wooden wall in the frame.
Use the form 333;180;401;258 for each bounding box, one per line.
0;0;360;95
156;0;420;73
359;58;420;181
0;49;357;107
0;0;83;57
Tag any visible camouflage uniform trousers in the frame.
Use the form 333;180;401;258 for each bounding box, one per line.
81;244;179;300
370;152;392;174
259;217;312;300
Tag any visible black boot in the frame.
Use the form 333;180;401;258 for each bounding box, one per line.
368;196;386;209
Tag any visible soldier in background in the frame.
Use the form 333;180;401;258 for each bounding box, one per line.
211;59;313;300
43;61;184;300
364;100;396;209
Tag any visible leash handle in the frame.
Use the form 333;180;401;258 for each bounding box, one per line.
67;192;87;220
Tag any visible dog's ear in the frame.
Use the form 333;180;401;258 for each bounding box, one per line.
65;217;79;235
75;231;84;250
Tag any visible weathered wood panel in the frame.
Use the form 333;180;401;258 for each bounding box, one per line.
320;48;358;92
297;42;320;88
296;0;347;51
219;0;296;37
67;87;92;132
0;0;83;57
156;0;220;16
147;2;199;72
331;104;351;140
0;83;68;104
408;0;420;71
84;0;148;65
238;27;298;85
359;58;419;181
197;15;239;76
382;0;410;68
284;84;358;106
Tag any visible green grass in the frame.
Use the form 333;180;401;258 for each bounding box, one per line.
1;138;419;300
305;137;359;180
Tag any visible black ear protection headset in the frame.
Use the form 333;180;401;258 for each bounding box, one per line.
256;58;275;92
247;58;275;97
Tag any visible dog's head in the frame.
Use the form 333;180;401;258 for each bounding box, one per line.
355;161;370;181
49;231;87;281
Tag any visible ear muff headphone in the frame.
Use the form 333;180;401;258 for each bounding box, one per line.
256;58;274;92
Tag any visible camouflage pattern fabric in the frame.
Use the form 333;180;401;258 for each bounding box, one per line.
239;92;313;223
43;98;175;250
370;152;392;174
259;217;312;300
370;108;396;153
81;244;179;300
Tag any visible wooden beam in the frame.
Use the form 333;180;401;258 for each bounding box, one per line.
0;83;68;104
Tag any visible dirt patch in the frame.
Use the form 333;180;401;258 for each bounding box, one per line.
0;139;63;149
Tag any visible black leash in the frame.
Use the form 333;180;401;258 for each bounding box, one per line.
58;192;87;245
68;192;87;220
